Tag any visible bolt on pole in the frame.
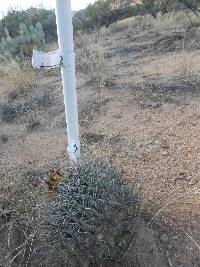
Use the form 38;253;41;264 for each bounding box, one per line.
55;0;80;165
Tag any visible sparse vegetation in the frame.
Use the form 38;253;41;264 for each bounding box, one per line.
110;9;200;34
1;2;200;267
73;0;200;33
76;33;112;88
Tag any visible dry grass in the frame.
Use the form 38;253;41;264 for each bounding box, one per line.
0;175;43;267
151;11;192;32
109;11;200;34
76;33;112;88
0;56;54;127
108;19;130;33
151;11;200;33
0;59;38;99
139;51;200;81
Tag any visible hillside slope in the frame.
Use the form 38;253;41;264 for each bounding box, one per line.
1;13;200;266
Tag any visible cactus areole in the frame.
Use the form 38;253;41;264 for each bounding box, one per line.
32;0;80;165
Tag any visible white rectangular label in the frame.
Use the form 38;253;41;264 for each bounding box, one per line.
32;50;61;68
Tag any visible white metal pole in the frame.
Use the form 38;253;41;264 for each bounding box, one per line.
55;0;80;165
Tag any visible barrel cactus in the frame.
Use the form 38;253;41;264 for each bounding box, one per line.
40;162;139;266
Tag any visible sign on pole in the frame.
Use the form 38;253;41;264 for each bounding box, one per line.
32;0;80;165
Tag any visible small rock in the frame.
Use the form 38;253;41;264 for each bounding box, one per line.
160;233;169;243
162;151;169;156
27;121;41;132
160;143;170;149
0;134;8;143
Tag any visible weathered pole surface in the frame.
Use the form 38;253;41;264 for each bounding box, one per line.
55;0;80;165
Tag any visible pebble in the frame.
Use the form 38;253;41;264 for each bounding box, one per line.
162;151;169;156
160;233;169;243
160;143;170;149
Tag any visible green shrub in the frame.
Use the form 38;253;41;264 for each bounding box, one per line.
0;8;57;43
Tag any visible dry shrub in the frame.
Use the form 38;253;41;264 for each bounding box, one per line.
152;11;200;33
131;15;154;31
0;162;139;267
76;33;111;88
0;88;53;125
0;59;37;99
109;15;154;33
171;52;200;87
111;11;200;34
134;74;163;105
0;57;54;125
0;176;43;267
151;11;200;33
176;71;200;88
109;19;129;33
152;13;178;32
108;16;152;33
140;51;200;82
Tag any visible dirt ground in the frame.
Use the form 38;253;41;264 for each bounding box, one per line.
1;15;200;266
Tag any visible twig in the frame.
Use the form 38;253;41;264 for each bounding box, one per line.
184;231;200;251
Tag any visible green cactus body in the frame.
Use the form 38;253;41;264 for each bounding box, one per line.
0;22;46;59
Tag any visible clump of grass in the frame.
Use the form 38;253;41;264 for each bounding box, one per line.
0;162;139;266
135;74;161;99
176;71;200;88
0;104;18;123
172;52;200;88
